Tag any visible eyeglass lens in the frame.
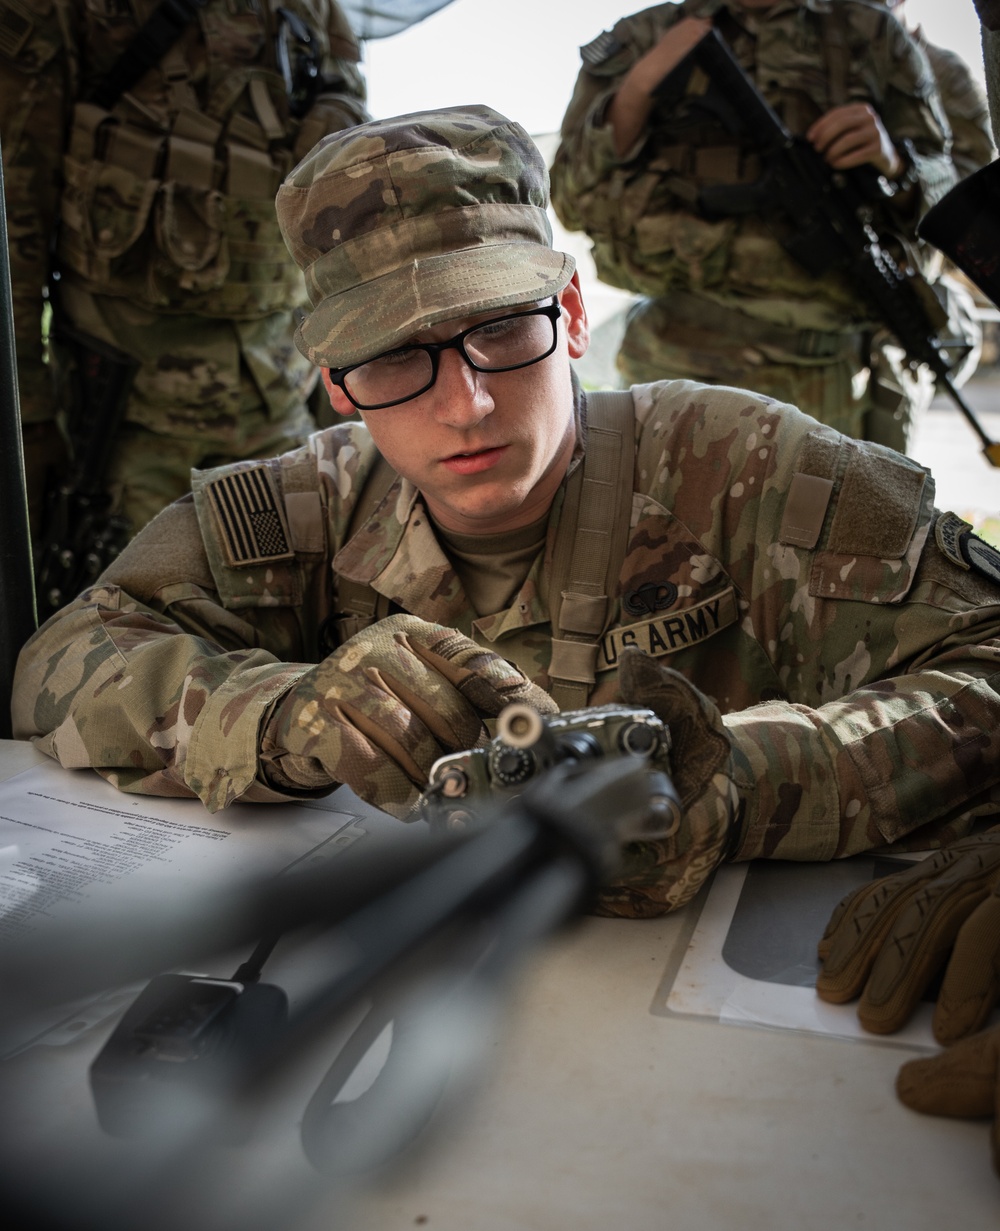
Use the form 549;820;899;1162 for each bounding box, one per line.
342;307;558;409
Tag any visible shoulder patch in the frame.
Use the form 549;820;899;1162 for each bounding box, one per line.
205;464;294;568
580;29;623;66
963;534;1000;585
935;511;973;570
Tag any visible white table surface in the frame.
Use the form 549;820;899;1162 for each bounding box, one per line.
0;739;995;1231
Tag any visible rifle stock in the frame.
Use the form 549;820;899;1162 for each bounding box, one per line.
659;29;1000;466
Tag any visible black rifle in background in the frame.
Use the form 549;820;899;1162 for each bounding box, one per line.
656;28;1000;467
33;321;137;620
0;135;35;735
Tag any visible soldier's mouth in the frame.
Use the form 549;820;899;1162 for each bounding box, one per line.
440;446;508;475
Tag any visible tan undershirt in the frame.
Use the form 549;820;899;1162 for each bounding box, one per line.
434;514;549;618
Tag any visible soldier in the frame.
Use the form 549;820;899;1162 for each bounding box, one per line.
885;0;995;179
874;0;996;432
1;0;367;550
549;1;960;449
11;104;1000;919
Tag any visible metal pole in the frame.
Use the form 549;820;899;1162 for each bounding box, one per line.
0;133;37;738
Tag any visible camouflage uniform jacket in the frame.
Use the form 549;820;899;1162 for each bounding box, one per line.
549;0;955;336
920;34;995;181
13;379;1000;866
0;0;367;430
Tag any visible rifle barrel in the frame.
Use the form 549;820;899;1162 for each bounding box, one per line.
938;371;1000;466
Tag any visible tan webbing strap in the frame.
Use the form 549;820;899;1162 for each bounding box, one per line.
822;5;850;109
332;452;399;638
547;389;635;709
279;452;326;555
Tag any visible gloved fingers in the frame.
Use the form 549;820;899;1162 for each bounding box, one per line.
855;876;991;1035
333;698;443;788
934;887;1000;1044
896;1024;1000;1121
817;874;924;1004
817;842;996;1006
617;649;729;806
268;702;426;820
402;630;557;718
366;666;486;753
598;770;739;917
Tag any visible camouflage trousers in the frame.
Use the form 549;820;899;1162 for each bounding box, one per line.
43;290;320;538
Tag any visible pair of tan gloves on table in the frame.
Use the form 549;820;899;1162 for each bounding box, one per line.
260;614;999;1176
817;829;1000;1177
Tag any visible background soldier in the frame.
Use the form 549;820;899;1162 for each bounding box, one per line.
886;0;995;179
0;0;367;563
549;0;960;449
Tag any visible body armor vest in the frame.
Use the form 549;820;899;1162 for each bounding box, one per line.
56;0;323;318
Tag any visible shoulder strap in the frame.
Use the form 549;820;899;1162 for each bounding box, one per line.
89;0;208;111
547;389;636;710
821;4;850;109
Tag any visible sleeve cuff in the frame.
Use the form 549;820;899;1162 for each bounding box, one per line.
184;663;312;811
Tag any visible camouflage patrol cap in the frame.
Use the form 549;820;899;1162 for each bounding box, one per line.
275;104;576;368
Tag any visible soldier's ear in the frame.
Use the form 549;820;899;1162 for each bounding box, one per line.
559;272;590;360
320;368;356;417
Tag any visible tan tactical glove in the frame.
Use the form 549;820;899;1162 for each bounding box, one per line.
816;827;1000;1041
895;1027;1000;1177
602;648;740;917
260;614;557;818
817;827;1000;1178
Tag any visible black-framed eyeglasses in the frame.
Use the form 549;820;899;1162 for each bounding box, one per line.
327;300;563;410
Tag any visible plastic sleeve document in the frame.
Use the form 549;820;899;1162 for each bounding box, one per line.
0;759;400;1053
0;761;398;945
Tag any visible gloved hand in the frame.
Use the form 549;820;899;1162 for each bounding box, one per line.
816;826;1000;1178
607;648;740;916
816;828;1000;1041
260;614;557;817
895;1027;1000;1177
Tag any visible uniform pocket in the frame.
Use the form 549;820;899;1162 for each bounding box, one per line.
153;181;229;288
59;153;159;279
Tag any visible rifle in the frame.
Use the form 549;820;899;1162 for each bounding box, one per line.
0;133;35;735
33;320;137;619
420;701;681;839
655;29;1000;467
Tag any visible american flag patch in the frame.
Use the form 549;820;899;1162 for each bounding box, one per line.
206;465;294;567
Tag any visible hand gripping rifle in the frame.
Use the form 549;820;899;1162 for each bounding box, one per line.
656;28;1000;467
